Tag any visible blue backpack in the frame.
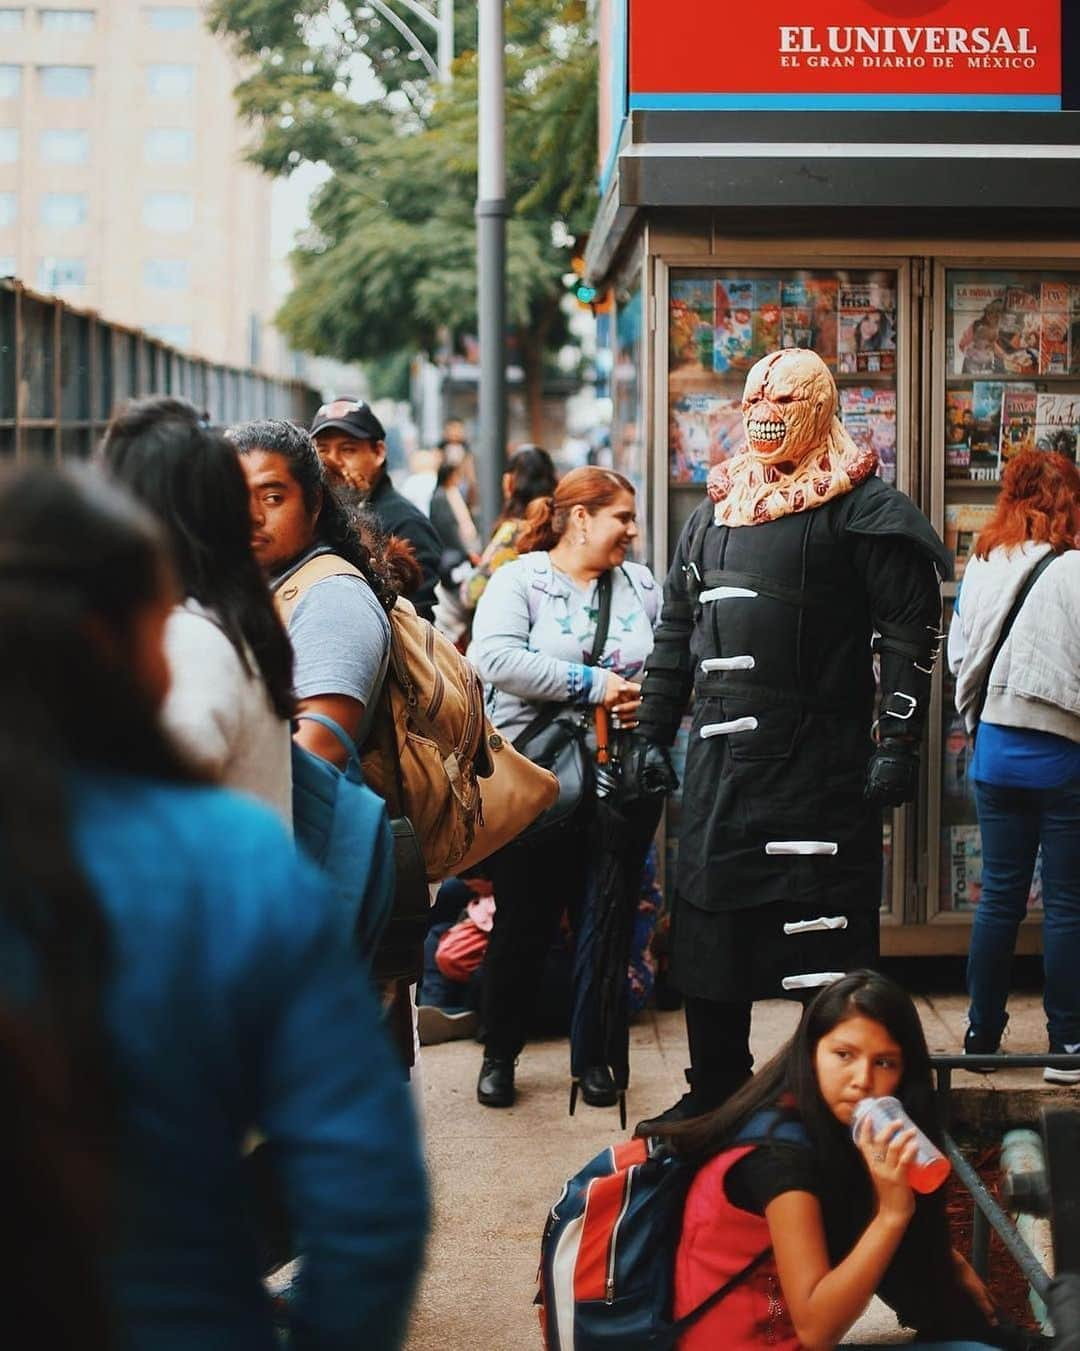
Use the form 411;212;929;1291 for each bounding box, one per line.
537;1108;809;1350
291;711;395;963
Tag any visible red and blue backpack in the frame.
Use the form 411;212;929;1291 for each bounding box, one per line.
537;1107;809;1350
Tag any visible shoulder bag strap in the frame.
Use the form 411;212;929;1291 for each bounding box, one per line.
273;553;363;626
658;1246;774;1345
294;711;362;771
972;551;1056;732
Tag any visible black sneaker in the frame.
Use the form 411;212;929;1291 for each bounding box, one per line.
1044;1042;1080;1084
963;1023;1005;1072
634;1093;707;1137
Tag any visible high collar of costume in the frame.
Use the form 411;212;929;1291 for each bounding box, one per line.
707;416;878;527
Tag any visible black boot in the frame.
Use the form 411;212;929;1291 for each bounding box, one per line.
477;1055;516;1108
578;1065;618;1108
634;1070;750;1137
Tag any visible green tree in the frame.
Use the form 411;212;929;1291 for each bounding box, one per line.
209;0;598;439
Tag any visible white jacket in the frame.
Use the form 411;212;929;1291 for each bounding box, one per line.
948;542;1080;742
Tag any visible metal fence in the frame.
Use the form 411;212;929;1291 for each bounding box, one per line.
0;279;320;457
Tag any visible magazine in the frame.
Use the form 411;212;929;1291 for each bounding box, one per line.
950;282;1006;374
840;386;896;483
1034;391;1080;462
943;716;974;804
1041;281;1069;311
713;280;755;374
997;310;1040;376
1005;283;1041;311
1039;311;1069;375
945;390;974;475
943;503;994;579
669;280;714;371
969;382;1005;480
997;384;1037;468
837;309;897;374
669;394;746;483
838;282;895;312
943;825;982;911
780;279;838;364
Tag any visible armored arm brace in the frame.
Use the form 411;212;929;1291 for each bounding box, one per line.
872;616;943;743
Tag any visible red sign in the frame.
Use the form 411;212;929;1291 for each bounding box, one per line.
629;0;1061;106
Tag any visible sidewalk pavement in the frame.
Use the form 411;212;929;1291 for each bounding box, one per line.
406;991;1076;1350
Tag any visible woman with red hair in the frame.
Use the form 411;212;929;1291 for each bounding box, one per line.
948;451;1080;1076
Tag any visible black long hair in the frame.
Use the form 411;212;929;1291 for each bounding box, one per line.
0;463;197;1153
100;397;296;721
497;445;557;527
659;971;979;1335
228;418;398;613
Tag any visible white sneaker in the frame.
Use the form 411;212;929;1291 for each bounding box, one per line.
1044;1042;1080;1084
417;1005;480;1047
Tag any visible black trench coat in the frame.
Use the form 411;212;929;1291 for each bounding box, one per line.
638;476;950;1002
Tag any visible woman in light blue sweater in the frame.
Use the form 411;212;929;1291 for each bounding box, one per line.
0;463;426;1350
469;466;666;1112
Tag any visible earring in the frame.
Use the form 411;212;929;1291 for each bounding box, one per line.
579;532;587;547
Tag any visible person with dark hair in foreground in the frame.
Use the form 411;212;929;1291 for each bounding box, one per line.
101;397;295;824
0;462;426;1350
659;971;998;1350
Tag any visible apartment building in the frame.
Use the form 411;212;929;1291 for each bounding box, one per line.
0;2;281;371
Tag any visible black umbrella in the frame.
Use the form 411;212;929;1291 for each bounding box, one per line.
569;711;674;1128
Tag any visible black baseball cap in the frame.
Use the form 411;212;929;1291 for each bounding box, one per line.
310;397;386;442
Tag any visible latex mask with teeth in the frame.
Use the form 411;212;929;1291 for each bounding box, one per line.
707;348;878;527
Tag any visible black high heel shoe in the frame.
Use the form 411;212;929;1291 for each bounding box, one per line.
569;1065;625;1127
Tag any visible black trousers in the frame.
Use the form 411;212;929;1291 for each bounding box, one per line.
683;994;754;1111
482;826;594;1064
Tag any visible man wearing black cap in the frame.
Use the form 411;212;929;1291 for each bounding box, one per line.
311;398;440;621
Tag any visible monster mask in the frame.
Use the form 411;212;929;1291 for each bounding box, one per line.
708;348;878;527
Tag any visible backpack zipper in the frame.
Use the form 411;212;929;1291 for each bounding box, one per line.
605;1165;636;1304
424;623;445;721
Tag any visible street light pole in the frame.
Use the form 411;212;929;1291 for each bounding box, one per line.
476;0;507;534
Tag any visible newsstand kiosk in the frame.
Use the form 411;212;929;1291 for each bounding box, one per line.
588;0;1080;953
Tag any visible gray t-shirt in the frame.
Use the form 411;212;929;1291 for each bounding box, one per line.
288;574;391;713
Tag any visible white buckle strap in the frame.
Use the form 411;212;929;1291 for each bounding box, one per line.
783;916;849;935
701;656;756;672
781;972;846;991
699;586;757;603
765;840;838;856
700;717;758;738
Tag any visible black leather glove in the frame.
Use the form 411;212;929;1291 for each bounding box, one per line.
619;734;680;803
865;737;919;807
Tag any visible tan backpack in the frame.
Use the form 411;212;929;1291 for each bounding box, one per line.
275;552;493;881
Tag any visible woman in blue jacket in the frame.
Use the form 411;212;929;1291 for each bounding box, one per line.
0;462;426;1350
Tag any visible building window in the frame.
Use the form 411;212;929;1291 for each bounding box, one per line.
145;6;195;30
40;65;92;97
0;10;23;31
39;9;95;31
40;192;87;226
144;128;192;164
0;128;17;162
142;191;193;230
146;322;192;348
0;193;14;227
0;66;21;98
143;257;189;289
37;256;85;288
41;128;89;163
146;64;194;97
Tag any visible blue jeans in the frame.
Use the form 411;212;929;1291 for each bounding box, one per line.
968;780;1080;1046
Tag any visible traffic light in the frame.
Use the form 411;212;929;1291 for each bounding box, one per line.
567;253;612;314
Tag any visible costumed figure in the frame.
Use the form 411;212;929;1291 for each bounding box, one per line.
635;349;951;1131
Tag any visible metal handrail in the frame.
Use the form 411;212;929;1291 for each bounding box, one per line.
929;1052;1080;1340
